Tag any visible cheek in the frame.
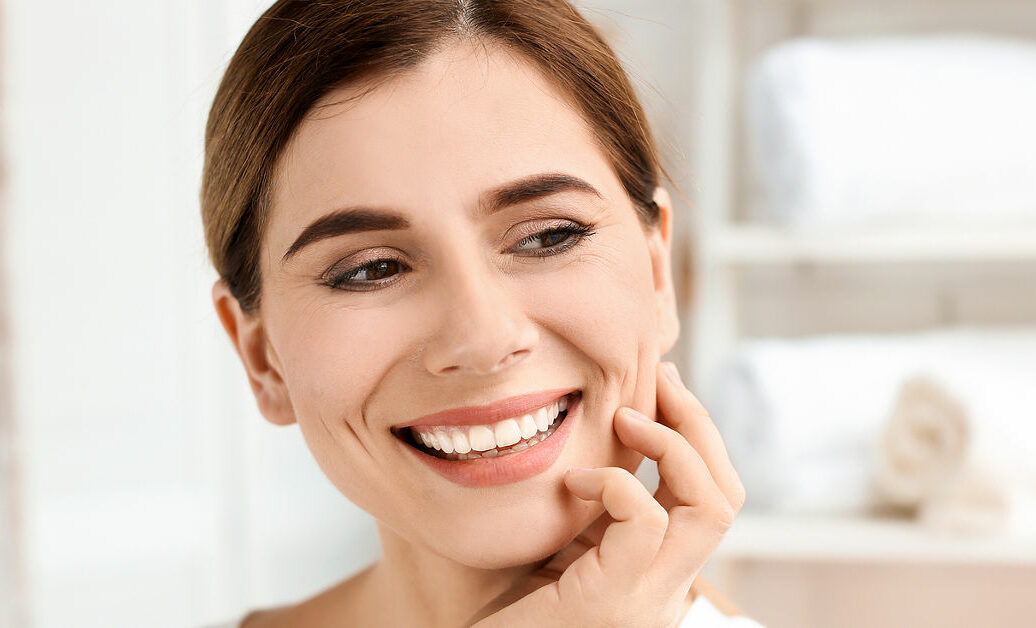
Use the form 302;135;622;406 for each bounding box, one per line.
278;301;414;409
267;301;421;518
528;235;661;480
536;237;661;406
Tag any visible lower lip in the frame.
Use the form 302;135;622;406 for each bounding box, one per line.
399;394;581;487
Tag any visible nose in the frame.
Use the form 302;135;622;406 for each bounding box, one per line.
421;259;539;377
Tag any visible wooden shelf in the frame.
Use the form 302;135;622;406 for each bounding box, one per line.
714;512;1036;565
711;224;1036;265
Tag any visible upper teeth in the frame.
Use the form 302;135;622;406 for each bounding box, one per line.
411;395;569;454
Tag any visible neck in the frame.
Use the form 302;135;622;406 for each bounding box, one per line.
367;522;540;627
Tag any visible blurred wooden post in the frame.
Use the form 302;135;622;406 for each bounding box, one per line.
0;4;30;625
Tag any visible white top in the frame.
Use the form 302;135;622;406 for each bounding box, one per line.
680;594;767;627
204;594;767;627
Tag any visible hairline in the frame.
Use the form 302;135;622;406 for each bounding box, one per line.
249;35;653;312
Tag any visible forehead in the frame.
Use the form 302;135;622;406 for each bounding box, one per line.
267;39;620;245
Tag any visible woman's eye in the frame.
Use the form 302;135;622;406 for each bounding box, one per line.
324;258;408;291
322;223;596;292
511;223;597;257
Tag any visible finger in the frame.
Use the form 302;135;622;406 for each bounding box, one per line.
613;407;728;513
563;467;668;581
613;407;734;582
656;362;746;512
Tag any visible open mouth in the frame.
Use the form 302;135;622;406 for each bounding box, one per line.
394;391;581;461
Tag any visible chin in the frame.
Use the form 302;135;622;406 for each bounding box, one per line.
429;490;604;570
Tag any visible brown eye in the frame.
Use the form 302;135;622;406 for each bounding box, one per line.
326;258;409;291
359;260;401;281
512;223;597;257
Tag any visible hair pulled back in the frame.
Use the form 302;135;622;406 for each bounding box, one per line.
201;0;664;313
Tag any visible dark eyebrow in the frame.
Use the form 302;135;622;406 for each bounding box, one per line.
282;209;410;263
481;172;603;215
281;172;602;263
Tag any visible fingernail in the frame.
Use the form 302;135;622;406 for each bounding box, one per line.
621;407;651;422
566;467;591;477
664;362;683;387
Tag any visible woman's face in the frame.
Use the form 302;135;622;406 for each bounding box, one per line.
221;39;678;568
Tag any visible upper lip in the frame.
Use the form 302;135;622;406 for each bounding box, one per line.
395;387;578;429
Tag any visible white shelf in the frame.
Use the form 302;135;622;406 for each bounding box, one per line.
714;512;1036;565
713;224;1036;265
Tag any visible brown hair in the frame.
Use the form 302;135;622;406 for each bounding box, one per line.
201;0;667;313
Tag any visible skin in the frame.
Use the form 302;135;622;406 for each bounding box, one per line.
213;39;744;627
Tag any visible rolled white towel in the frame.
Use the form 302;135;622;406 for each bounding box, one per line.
875;374;1036;538
709;328;1036;515
744;35;1036;229
873;375;970;511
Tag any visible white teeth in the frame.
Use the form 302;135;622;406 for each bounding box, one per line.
533;405;550;432
436;431;454;454
518;414;538;439
468;425;496;452
452;430;471;454
409;394;573;457
494;419;522;448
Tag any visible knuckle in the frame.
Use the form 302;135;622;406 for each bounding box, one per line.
639;499;669;531
712;503;737;533
730;480;747;512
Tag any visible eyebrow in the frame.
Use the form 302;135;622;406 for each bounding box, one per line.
281;172;603;263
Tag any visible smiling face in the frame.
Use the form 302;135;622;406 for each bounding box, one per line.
217;38;679;568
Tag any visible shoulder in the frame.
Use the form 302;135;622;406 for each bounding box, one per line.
238;563;377;628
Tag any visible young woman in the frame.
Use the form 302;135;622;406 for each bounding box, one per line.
202;1;763;625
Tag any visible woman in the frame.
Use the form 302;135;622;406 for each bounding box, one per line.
202;1;762;626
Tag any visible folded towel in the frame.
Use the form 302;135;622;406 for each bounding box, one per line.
709;329;1036;516
875;375;1036;537
873;375;970;511
744;35;1036;229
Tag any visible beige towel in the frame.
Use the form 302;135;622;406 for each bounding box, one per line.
875;374;1036;537
873;375;970;512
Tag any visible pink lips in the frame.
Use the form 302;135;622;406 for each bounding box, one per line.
398;392;582;487
396;387;578;428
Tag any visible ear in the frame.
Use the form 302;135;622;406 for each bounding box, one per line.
211;279;297;426
644;186;680;356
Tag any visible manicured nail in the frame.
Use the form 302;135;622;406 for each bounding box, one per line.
621;407;651;422
664;362;683;387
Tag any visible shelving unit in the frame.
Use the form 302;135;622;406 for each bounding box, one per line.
715;513;1036;565
683;0;1036;395
714;224;1036;265
677;1;1036;625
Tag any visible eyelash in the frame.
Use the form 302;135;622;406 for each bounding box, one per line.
321;222;598;292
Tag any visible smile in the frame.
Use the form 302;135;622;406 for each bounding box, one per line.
406;392;575;460
393;390;582;487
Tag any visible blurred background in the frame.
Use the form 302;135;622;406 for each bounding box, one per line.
1;1;1035;627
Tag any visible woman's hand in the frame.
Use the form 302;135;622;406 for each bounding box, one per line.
467;362;746;628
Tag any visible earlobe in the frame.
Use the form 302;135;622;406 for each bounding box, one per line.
211;279;297;426
646;187;680;355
